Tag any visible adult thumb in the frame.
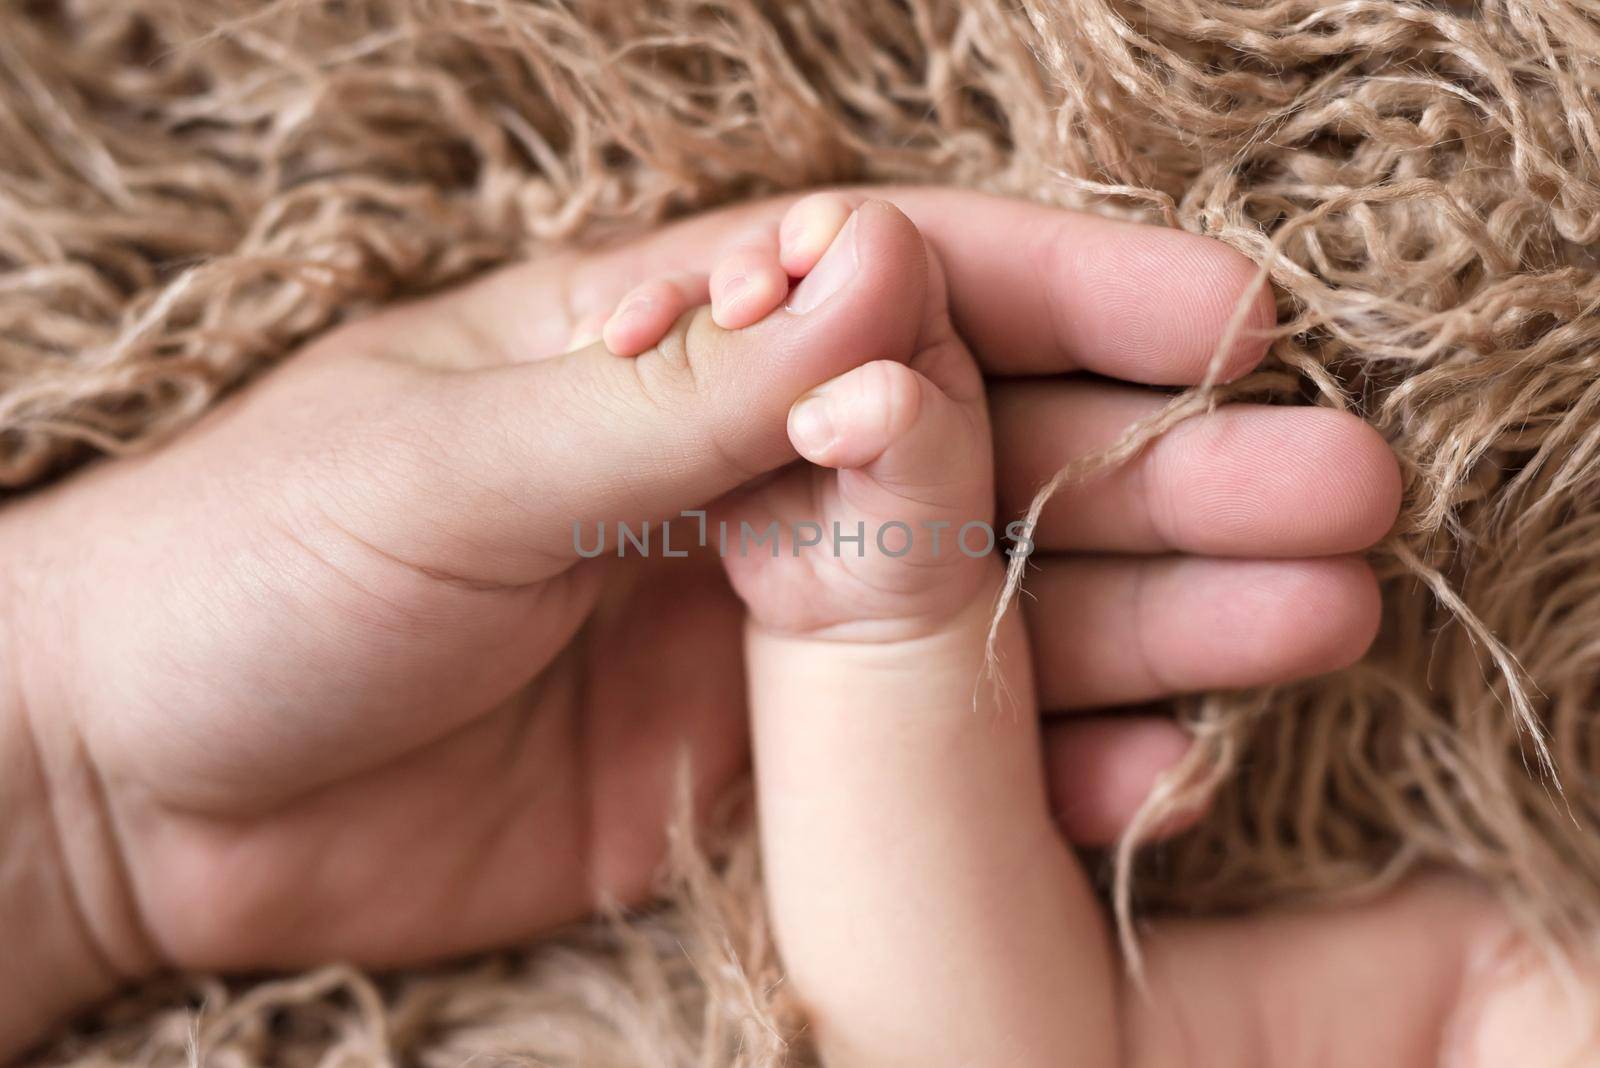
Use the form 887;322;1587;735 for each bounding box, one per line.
368;200;932;586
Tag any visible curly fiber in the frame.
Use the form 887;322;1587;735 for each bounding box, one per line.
8;1;1600;1064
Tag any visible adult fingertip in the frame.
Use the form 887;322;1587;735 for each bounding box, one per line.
1244;554;1384;680
1073;224;1278;385
1147;403;1404;557
1254;406;1402;552
1213;243;1279;382
1044;717;1204;846
1310;554;1385;671
1336;414;1405;548
1165;231;1278;383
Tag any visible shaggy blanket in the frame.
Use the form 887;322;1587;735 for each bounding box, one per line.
8;0;1599;1064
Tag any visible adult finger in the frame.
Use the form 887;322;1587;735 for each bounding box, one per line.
443;187;1275;384
1042;716;1205;845
759;693;1204;852
897;189;1277;383
330;200;934;587
992;379;1402;556
1126;876;1595;1067
1024;554;1383;709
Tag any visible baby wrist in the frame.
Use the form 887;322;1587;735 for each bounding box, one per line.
744;581;1032;718
746;569;1020;658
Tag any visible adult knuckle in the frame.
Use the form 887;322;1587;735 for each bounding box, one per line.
632;305;717;409
619;307;761;485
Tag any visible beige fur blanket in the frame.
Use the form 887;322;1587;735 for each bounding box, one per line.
9;1;1599;1064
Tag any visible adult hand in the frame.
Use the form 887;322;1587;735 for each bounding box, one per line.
0;189;1399;1056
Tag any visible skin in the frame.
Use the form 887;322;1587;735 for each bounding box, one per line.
0;188;1412;1060
620;196;1600;1066
721;197;1119;1064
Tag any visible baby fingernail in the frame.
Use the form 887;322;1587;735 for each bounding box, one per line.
606;300;638;330
609;294;650;327
786;211;859;314
568;312;608;351
789;394;835;457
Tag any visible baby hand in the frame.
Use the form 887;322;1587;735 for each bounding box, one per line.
613;196;1117;1066
607;193;1004;637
